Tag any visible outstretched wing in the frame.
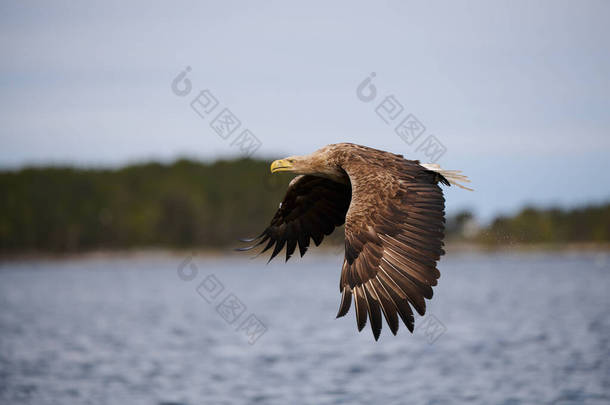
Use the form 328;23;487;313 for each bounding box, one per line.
336;160;446;340
238;175;351;261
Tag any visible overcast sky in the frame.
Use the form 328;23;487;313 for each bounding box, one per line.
1;0;609;220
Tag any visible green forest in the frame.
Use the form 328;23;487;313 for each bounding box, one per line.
1;159;609;254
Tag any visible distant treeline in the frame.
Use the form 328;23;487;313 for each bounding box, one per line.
0;159;293;253
474;204;610;245
1;159;608;253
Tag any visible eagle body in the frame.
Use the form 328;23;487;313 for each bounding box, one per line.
239;143;471;340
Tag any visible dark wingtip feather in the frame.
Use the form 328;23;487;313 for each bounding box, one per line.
336;287;352;318
236;234;271;256
255;238;276;258
267;239;286;263
234;246;256;252
354;287;368;332
285;239;297;262
373;280;399;335
363;286;382;341
238;231;266;243
297;235;310;257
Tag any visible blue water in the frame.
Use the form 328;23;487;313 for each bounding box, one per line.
1;251;609;404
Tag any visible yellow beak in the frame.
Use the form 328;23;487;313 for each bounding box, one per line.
270;159;293;173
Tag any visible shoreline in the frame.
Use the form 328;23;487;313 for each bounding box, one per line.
1;242;609;262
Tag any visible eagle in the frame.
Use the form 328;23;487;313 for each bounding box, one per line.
238;143;472;340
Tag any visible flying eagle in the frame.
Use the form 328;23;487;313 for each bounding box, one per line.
239;143;472;340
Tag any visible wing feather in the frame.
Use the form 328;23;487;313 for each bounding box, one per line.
354;285;368;331
238;175;350;261
372;277;399;335
336;155;447;338
363;282;382;340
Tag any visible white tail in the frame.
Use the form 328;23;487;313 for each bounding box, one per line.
421;163;473;191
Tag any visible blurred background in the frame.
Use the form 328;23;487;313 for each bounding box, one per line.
1;1;609;404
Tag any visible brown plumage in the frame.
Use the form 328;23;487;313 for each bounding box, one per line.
238;143;471;340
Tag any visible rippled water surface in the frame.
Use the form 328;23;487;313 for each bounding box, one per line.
1;251;609;404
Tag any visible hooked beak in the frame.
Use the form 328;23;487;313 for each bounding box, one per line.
270;159;293;173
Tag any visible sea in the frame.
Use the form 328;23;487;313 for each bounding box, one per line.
1;251;609;404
